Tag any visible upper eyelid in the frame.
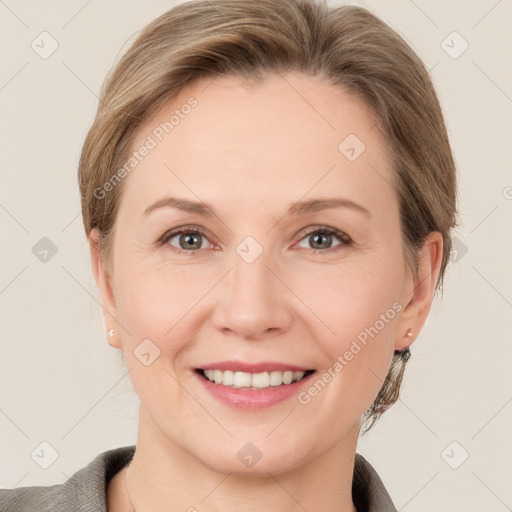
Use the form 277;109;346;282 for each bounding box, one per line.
160;225;350;248
159;225;215;244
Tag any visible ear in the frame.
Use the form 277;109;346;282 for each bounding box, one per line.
89;228;122;349
395;231;444;351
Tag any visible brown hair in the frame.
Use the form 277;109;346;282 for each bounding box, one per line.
78;0;458;434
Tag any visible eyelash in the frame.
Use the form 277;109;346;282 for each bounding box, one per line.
158;225;352;256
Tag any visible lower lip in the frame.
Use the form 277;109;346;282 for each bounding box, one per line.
195;371;316;410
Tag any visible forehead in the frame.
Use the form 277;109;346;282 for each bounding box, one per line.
121;72;395;216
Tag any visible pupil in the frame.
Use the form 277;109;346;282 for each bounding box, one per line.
311;233;331;249
181;233;201;249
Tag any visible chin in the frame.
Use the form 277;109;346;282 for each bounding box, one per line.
180;432;314;478
202;450;306;477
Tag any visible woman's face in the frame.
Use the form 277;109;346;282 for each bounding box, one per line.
92;72;436;475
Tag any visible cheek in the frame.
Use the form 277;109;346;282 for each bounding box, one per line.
298;258;403;406
302;260;403;349
112;265;204;415
114;260;214;352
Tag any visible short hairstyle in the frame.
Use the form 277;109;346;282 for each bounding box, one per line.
78;0;458;434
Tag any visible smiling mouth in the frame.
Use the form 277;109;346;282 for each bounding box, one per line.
195;368;316;389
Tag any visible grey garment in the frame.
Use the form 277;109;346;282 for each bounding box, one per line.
0;445;397;512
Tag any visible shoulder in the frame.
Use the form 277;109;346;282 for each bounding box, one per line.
0;445;135;512
353;452;397;512
0;482;59;512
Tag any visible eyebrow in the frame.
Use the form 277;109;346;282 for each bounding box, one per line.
144;196;371;218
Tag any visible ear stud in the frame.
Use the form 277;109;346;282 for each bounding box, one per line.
109;327;115;337
404;328;413;339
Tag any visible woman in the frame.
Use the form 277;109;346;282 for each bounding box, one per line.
0;0;457;510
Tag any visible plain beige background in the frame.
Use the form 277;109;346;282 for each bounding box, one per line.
1;1;511;510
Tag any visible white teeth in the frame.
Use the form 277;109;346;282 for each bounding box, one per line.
200;369;307;388
234;371;252;388
293;371;304;381
283;371;293;385
269;371;283;386
251;372;270;388
222;370;234;386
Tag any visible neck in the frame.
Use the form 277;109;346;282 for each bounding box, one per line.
119;407;359;512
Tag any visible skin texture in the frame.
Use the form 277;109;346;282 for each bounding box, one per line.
90;71;443;512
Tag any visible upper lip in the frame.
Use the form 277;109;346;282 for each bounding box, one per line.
197;361;313;373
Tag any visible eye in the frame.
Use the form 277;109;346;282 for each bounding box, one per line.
295;226;352;254
159;226;215;255
158;225;352;256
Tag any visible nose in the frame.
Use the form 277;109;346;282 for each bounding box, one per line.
212;245;293;341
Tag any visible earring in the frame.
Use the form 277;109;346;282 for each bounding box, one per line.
109;327;114;337
395;329;413;356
